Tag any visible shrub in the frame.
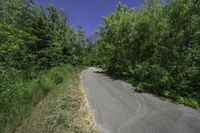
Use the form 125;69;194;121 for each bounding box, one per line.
132;62;172;95
0;65;77;132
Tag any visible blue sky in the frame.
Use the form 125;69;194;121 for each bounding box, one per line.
36;0;145;36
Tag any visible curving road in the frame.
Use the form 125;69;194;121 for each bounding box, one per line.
81;67;200;133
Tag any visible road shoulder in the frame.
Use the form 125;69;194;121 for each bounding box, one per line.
16;69;98;133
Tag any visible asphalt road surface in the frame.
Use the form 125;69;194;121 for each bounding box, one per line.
81;67;200;133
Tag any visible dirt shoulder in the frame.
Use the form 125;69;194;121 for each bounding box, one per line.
16;69;98;133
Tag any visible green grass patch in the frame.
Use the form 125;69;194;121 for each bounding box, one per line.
15;67;97;133
0;64;82;133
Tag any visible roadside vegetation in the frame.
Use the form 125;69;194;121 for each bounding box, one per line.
1;0;199;132
89;0;200;109
15;67;97;133
0;0;95;132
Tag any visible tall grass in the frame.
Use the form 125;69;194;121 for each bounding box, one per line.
0;64;79;133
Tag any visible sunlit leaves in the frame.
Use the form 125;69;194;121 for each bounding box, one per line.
95;0;200;108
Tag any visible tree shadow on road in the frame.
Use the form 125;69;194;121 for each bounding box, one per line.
94;70;146;94
94;69;170;102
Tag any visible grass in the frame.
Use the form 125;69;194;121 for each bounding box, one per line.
15;67;98;133
105;70;200;110
1;65;98;133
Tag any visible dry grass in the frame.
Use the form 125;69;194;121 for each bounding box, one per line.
76;82;98;133
15;69;98;133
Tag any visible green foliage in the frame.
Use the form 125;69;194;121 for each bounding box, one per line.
0;65;77;132
0;0;87;72
0;0;89;132
1;0;199;131
94;0;200;108
131;62;172;95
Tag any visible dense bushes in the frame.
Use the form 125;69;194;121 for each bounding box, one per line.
130;62;172;94
0;0;90;132
1;0;199;131
0;0;92;72
93;0;200;108
0;65;78;132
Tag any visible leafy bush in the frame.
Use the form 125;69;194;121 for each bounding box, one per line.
94;1;200;108
131;62;172;95
0;0;89;132
0;65;77;132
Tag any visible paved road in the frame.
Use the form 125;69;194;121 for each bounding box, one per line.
81;67;200;133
